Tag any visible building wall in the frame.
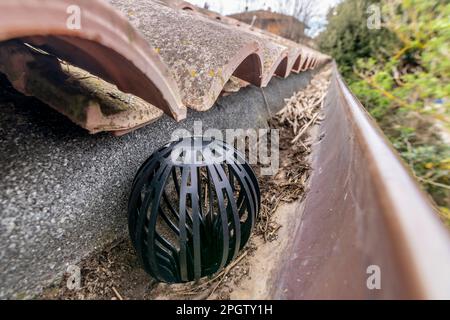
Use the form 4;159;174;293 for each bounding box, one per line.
229;10;312;45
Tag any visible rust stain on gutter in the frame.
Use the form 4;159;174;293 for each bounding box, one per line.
272;64;450;299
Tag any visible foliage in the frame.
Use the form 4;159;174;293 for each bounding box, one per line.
319;0;450;225
318;0;397;77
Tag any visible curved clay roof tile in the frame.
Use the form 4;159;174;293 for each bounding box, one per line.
0;0;187;120
110;0;264;112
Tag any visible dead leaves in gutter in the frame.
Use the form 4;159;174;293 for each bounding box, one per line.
257;67;332;242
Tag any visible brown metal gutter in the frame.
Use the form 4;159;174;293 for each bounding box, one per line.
272;64;450;299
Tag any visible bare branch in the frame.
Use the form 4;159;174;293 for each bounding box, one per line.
278;0;319;25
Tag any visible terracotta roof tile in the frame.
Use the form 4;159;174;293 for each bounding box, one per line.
110;0;264;111
0;0;330;134
0;0;186;121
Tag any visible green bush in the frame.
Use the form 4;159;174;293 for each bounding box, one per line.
319;0;450;225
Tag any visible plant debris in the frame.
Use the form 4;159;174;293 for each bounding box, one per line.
257;67;331;242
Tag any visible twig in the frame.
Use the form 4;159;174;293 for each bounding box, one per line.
207;251;248;299
416;177;450;190
112;286;124;300
260;88;272;117
175;251;249;296
291;111;321;143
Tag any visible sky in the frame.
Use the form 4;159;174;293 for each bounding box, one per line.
186;0;341;37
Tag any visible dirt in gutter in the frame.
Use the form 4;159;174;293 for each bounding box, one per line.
40;66;332;300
